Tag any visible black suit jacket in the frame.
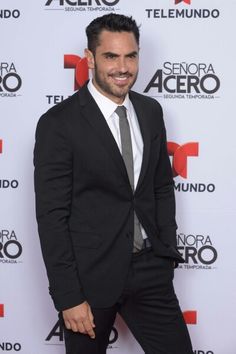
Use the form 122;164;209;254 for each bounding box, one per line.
34;84;184;312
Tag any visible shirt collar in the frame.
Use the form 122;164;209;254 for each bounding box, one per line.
88;79;131;121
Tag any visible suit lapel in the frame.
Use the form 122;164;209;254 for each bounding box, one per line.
78;85;130;185
77;85;151;191
129;91;151;192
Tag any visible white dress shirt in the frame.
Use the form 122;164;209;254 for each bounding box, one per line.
87;79;147;239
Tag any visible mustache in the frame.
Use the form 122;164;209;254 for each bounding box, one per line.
109;72;132;77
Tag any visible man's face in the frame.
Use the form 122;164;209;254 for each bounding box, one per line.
85;30;139;104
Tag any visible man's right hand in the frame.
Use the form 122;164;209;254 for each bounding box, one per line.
62;301;96;339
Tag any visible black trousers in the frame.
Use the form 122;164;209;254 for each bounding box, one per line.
61;248;193;354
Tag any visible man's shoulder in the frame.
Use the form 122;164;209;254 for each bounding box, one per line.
130;90;160;104
37;84;90;128
129;90;163;117
43;91;79;119
129;90;162;111
36;90;82;136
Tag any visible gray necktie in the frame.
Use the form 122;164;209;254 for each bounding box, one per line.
115;106;143;252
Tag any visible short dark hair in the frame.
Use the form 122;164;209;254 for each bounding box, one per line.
86;13;140;54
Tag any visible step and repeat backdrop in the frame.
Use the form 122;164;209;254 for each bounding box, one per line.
1;0;236;353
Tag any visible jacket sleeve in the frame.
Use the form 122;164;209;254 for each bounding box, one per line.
154;105;178;249
34;113;85;311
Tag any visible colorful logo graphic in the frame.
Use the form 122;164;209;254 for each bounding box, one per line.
0;304;4;317
145;0;219;21
183;310;197;324
167;142;199;178
175;0;191;4
64;55;89;91
0;140;19;190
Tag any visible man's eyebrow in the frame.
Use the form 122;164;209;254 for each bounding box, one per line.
125;51;138;57
102;52;119;57
101;51;138;57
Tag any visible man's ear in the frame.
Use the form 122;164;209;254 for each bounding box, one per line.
85;49;95;69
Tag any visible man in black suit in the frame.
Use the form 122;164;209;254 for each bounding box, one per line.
34;13;193;354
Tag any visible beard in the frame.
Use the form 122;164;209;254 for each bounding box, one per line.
93;63;138;101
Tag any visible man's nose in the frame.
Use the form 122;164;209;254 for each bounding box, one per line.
116;57;128;73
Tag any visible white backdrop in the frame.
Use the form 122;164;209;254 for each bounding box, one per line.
1;1;236;354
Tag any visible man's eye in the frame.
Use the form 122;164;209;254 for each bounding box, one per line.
105;54;116;59
128;54;137;59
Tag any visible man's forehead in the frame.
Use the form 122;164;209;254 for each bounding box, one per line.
96;30;138;50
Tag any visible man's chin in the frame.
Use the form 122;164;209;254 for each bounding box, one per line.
111;85;132;98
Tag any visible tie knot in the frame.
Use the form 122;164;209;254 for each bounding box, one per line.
115;105;127;119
